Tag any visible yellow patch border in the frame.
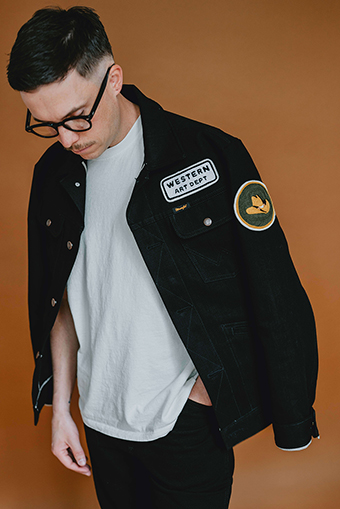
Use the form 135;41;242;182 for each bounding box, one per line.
234;180;275;231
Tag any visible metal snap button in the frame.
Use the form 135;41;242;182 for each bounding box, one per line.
46;219;52;227
74;182;81;187
203;217;212;227
67;241;73;250
51;298;57;307
36;351;40;359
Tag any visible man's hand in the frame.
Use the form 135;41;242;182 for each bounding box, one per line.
51;412;91;476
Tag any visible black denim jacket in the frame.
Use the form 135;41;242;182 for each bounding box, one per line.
28;85;319;449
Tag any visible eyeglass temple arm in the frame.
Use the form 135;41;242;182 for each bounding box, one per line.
89;64;115;119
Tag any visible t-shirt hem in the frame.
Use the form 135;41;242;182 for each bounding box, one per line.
82;415;178;442
80;375;197;442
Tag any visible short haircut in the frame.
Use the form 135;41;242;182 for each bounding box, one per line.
7;6;114;92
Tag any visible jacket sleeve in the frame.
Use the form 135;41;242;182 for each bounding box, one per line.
227;138;319;449
28;160;54;422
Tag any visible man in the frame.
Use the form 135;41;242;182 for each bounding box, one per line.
7;6;319;508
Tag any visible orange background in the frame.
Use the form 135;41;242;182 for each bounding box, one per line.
1;1;339;507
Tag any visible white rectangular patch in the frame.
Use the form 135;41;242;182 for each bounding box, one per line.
160;159;219;202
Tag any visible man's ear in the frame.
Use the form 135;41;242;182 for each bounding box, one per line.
108;64;123;96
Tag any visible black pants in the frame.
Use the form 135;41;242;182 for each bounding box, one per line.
85;399;234;509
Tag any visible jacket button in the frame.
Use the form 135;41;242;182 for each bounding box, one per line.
74;182;81;187
203;217;212;226
46;219;52;227
51;298;57;307
67;241;73;250
36;351;40;359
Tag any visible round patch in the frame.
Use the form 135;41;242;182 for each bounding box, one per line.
234;180;275;231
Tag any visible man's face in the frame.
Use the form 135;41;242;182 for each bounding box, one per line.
20;62;125;160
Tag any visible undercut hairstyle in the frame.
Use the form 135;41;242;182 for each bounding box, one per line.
7;6;114;91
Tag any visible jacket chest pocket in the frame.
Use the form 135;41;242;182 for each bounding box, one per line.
170;192;240;283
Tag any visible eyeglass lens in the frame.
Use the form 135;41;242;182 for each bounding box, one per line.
29;117;92;137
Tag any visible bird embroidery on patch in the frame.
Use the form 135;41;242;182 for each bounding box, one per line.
246;194;270;215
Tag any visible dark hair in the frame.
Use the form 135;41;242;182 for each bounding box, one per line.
7;6;114;91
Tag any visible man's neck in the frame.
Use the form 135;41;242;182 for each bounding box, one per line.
113;94;140;146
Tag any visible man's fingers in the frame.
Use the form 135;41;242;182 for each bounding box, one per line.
51;431;91;476
66;448;92;475
66;439;91;472
57;446;91;475
66;446;88;468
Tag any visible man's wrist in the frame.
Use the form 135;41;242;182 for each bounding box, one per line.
52;397;72;417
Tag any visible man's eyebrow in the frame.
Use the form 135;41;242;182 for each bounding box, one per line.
61;104;87;119
33;104;87;123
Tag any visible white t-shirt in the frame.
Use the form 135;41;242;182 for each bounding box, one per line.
67;117;197;441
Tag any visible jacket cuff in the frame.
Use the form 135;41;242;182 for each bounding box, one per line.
273;408;319;449
278;439;312;451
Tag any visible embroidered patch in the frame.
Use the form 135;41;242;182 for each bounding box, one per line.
160;159;219;202
234;180;275;231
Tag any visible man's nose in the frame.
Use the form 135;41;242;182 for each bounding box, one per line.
57;126;80;148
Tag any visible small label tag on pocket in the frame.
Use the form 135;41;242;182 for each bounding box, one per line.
160;159;219;202
172;203;190;214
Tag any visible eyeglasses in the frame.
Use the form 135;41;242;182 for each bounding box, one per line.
25;64;114;138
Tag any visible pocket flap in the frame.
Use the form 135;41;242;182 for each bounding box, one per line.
170;192;232;239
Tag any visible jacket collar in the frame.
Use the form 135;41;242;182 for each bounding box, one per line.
121;85;186;171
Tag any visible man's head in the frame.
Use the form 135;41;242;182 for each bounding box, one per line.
7;6;113;92
8;7;139;159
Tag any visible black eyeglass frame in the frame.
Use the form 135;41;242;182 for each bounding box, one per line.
25;64;115;138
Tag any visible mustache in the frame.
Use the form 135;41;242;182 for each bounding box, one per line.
66;141;95;152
